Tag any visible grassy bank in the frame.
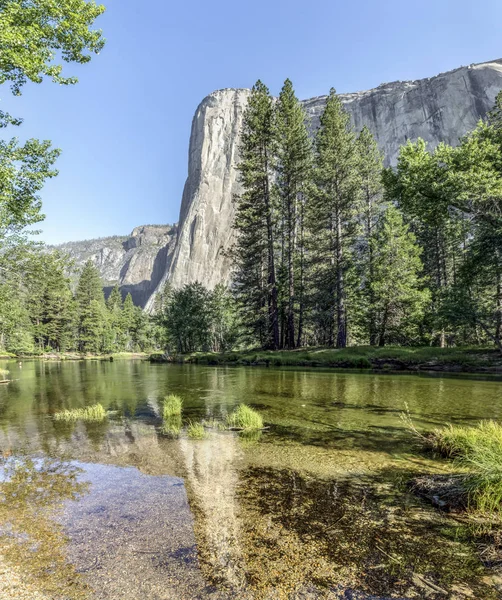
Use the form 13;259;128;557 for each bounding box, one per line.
150;346;502;374
12;352;149;361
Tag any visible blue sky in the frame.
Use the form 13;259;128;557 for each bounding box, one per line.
3;0;502;244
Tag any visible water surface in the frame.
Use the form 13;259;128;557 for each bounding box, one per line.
0;360;501;599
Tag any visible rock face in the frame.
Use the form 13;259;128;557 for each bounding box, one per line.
144;59;502;310
57;60;502;311
54;225;177;307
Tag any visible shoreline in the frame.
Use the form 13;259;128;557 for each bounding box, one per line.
149;347;502;376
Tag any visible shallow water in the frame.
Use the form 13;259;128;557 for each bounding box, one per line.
0;360;501;599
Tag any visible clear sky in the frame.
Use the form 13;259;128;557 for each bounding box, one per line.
3;0;502;244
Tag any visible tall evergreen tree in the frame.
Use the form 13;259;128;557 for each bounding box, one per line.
310;89;361;348
75;260;107;353
275;79;313;348
233;80;280;349
356;126;384;345
371;206;430;345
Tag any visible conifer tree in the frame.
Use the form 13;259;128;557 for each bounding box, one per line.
275;79;313;348
75;260;107;353
233;81;279;349
371;206;430;345
121;293;136;351
310;89;361;348
356;126;384;344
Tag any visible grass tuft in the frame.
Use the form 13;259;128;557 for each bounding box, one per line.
226;404;263;430
163;394;182;418
428;420;502;513
187;421;206;439
162;415;182;437
54;403;107;422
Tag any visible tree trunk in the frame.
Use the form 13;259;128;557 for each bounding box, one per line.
335;209;347;348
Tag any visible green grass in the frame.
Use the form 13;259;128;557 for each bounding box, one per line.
429;420;502;513
226;404;264;430
162;415;182;437
187;345;502;372
163;394;182;418
187;421;206;439
54;403;107;422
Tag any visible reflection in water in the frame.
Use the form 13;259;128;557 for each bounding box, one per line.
178;434;245;590
0;455;90;599
0;360;501;598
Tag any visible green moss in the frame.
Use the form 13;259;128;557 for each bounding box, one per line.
54;403;106;422
227;404;263;430
163;394;182;418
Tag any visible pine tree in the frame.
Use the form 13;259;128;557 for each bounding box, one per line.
233;80;280;349
275;79;313;348
371;206;430;345
76;260;107;353
356;126;384;345
311;89;361;348
121;293;136;351
106;285;124;350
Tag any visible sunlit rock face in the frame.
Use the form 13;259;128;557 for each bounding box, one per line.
144;59;502;309
55;60;502;310
53;224;177;307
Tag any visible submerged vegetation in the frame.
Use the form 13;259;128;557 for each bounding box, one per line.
54;403;107;422
187;421;206;439
427;420;502;513
227;404;264;430
163;394;183;418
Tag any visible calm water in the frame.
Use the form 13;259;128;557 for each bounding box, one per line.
0;359;501;599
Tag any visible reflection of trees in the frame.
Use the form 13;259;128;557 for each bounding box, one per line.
0;455;90;599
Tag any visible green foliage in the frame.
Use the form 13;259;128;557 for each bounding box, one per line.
54;403;106;422
75;260;107;353
0;0;105;95
226;404;264;430
161;415;181;437
163;394;182;418
187;421;206;439
429;421;502;513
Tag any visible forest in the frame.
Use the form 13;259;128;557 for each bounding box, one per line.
1;73;502;355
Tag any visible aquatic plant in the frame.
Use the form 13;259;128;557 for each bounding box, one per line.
226;404;263;430
187;421;206;439
163;394;183;418
0;368;9;379
428;420;502;513
54;403;107;422
162;415;182;437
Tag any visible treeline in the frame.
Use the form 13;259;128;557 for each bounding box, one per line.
0;256;153;354
229;80;502;351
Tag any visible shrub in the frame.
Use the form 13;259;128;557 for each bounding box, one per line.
226;404;263;430
163;394;182;418
54;403;106;422
187;421;206;439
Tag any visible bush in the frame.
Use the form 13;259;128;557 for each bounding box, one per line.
187;421;206;439
54;403;106;422
163;394;182;418
226;404;263;430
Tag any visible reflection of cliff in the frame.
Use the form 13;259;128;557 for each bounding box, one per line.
177;434;245;590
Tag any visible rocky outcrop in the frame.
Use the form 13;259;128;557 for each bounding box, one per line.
54;224;177;307
56;60;502;311
144;59;502;310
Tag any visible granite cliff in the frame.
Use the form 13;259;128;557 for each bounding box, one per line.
57;59;502;310
54;224;177;307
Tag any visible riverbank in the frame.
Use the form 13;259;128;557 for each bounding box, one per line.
150;346;502;374
10;352;149;362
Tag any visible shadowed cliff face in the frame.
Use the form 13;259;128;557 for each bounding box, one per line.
54;60;502;311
